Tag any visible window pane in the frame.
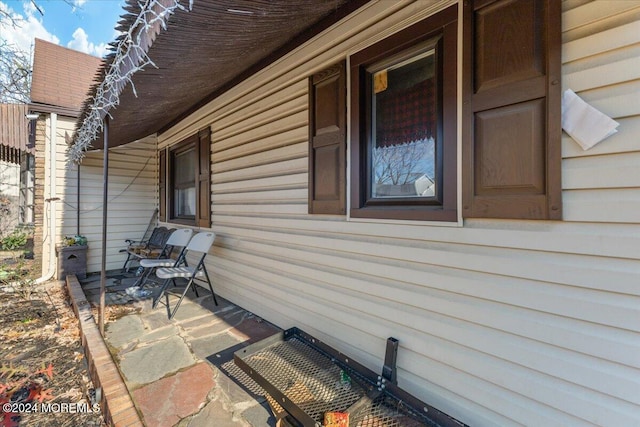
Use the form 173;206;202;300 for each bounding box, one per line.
370;50;437;199
173;147;196;217
174;149;195;185
174;187;196;217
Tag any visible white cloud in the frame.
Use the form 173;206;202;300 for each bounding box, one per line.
1;1;111;59
70;0;86;14
66;27;108;57
0;1;59;54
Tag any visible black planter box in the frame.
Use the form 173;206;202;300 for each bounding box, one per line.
56;245;88;280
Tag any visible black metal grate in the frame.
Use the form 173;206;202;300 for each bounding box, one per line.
349;394;434;427
235;330;461;427
241;337;367;422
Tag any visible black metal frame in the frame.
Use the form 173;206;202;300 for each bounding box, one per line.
151;251;218;319
234;327;468;427
134;245;190;288
120;226;174;273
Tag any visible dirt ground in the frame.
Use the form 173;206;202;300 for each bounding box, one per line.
0;279;105;427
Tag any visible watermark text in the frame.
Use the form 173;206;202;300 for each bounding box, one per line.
2;401;100;414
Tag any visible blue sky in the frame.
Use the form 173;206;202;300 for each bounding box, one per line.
0;0;126;58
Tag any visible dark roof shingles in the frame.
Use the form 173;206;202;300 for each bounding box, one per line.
30;39;103;113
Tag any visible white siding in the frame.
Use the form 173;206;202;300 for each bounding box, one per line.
157;1;640;426
41;115;76;275
0;161;20;233
75;140;157;273
45;116;158;274
0;161;20;197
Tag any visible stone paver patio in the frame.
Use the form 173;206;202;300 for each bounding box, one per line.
79;272;281;427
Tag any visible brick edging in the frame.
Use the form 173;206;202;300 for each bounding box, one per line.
65;275;144;427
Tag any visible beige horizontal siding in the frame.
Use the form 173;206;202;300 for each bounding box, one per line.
214;124;308;163
214;213;638;260
563;20;640;63
207;218;640;426
52;132;158;273
562;117;640;159
563;152;640;189
562;0;640;42
563;188;640;223
42;115;76;275
213;224;639;329
213;141;308;174
567;82;640;120
560;0;640;224
563;56;640;92
212;172;307;194
211;89;307;145
153;1;640;426
213;158;307;184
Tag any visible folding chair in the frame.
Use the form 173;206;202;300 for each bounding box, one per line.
152;231;217;319
132;228;194;288
121;226;174;273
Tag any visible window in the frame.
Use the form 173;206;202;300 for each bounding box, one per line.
172;140;196;219
160;129;211;227
350;6;458;221
369;45;437;200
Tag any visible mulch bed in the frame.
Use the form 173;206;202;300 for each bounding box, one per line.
0;281;105;427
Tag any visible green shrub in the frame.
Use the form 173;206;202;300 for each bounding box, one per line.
1;230;28;250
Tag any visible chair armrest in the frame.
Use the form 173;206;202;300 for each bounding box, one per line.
126;239;149;245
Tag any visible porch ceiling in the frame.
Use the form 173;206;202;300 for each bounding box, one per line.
82;0;360;150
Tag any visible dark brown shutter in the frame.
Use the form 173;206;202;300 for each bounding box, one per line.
463;0;561;219
196;128;211;228
159;149;166;222
309;61;346;214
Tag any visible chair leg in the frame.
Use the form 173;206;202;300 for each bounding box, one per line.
168;277;196;319
134;267;153;288
164;290;172;318
166;272;217;319
152;278;171;309
122;253;132;273
202;267;218;306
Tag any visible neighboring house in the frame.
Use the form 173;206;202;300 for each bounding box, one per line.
0;103;34;236
29;39;104;278
70;1;640;426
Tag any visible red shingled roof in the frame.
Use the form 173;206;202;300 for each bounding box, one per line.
30;39;102;115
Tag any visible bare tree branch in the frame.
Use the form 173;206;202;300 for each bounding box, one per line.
0;0;78;103
0;2;31;103
0;41;32;103
30;0;43;16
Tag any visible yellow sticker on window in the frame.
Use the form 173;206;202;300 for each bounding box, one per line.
373;70;388;93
